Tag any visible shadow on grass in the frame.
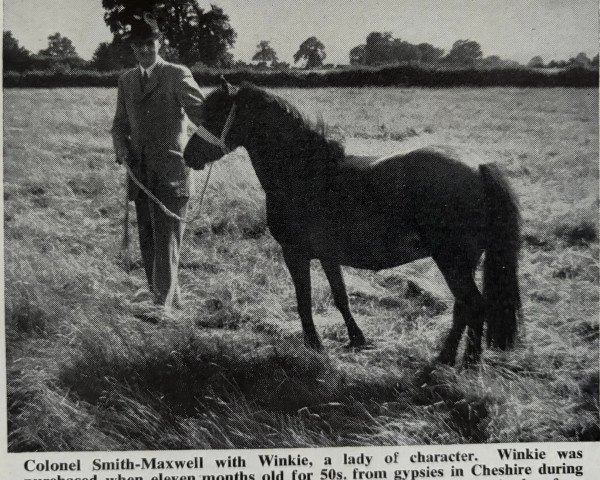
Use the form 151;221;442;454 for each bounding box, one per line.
47;321;499;448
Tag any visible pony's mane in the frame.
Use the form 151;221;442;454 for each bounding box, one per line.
235;83;346;170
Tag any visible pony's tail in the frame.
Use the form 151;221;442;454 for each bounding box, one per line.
479;163;521;350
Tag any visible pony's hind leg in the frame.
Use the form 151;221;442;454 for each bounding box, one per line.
438;301;468;365
320;260;366;348
433;251;485;365
282;246;322;350
464;302;485;364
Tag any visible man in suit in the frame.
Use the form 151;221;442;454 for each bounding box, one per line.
112;17;204;311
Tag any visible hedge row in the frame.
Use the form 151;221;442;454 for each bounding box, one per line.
4;64;598;88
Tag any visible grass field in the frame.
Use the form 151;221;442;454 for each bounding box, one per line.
4;87;598;451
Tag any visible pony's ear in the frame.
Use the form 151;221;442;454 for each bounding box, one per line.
220;75;238;96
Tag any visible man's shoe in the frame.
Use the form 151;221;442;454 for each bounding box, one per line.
132;288;155;303
131;301;174;324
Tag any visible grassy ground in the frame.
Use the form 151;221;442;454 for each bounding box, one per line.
4;87;598;451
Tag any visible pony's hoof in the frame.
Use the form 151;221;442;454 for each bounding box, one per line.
304;336;323;351
344;338;369;351
462;344;482;366
462;353;482;368
347;330;367;348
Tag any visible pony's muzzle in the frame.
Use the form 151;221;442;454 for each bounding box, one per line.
184;133;224;170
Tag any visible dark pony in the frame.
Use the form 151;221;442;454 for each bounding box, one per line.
185;81;521;365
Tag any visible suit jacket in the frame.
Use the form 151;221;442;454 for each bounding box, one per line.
112;58;204;200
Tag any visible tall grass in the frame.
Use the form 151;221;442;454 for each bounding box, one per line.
4;87;598;450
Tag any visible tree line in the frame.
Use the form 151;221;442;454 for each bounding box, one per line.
3;0;598;72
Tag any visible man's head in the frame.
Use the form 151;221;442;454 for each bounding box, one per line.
126;19;162;68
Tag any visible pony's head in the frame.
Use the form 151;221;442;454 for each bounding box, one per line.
184;77;239;170
185;80;346;189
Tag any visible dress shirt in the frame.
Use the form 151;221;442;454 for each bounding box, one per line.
139;57;162;79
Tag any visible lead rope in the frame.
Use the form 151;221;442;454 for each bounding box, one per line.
121;104;237;268
187;103;237;223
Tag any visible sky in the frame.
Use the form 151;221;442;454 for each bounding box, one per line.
4;0;599;64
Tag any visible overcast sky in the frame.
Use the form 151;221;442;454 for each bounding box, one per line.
4;0;598;64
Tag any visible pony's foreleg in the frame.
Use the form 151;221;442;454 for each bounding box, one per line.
282;246;322;350
321;260;366;348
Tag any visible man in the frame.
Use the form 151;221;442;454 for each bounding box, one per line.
112;17;204;312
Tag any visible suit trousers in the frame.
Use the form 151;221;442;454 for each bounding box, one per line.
134;182;188;310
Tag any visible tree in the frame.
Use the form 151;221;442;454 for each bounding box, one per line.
417;43;444;63
527;56;544;68
444;39;483;66
349;44;366;65
90;37;139;70
252;40;278;64
3;30;32;71
548;59;567;68
91;42;120;70
364;31;394;65
217;51;234;68
478;55;519;69
33;32;86;70
591;54;599;67
101;0;236;67
569;52;591;68
353;34;444;66
293;36;326;69
390;39;421;63
38;32;78;58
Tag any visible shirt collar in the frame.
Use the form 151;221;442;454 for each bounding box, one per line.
139;56;163;77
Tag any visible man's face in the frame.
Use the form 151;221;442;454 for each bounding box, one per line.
131;38;160;68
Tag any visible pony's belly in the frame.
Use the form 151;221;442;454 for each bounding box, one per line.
312;219;430;270
344;228;429;269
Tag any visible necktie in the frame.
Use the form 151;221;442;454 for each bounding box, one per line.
142;70;149;90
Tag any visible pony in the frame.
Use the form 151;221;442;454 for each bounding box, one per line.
184;80;521;365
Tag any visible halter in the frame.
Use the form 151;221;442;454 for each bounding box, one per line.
193;103;237;154
121;103;237;225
